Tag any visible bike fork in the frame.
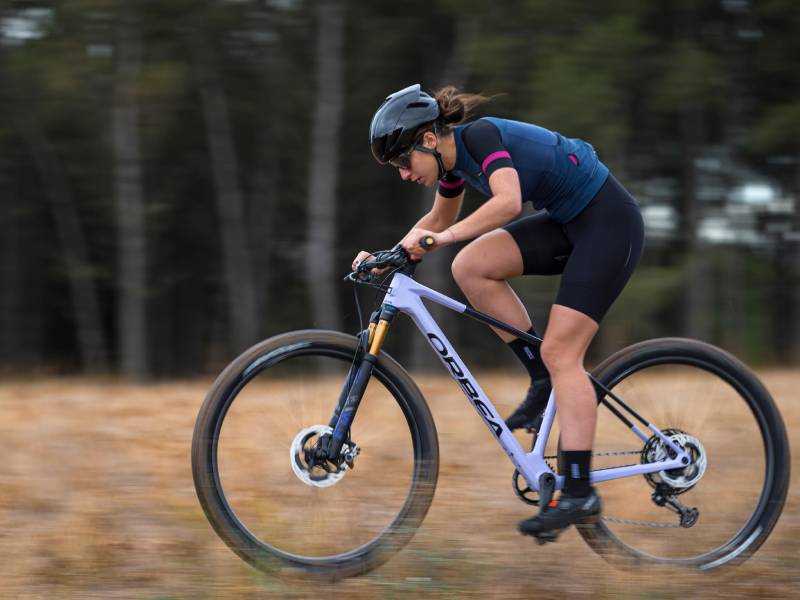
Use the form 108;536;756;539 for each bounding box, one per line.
326;305;398;461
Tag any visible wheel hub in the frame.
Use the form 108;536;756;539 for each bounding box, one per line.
290;425;359;488
642;428;707;493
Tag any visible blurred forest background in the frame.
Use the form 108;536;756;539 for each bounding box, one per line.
1;0;798;379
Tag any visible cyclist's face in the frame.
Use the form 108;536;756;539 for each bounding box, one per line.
396;132;438;187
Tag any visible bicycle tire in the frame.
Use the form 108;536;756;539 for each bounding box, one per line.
577;337;790;570
191;329;439;580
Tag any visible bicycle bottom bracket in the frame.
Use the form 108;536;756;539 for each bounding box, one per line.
290;425;359;488
642;428;707;494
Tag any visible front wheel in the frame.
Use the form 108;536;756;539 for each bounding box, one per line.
578;338;790;570
191;330;439;580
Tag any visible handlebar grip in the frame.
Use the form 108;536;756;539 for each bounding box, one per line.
419;235;435;250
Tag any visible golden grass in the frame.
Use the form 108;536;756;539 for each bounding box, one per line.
0;370;797;599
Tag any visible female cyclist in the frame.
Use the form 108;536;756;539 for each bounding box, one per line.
353;83;645;538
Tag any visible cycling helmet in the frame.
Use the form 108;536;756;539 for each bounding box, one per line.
369;84;440;165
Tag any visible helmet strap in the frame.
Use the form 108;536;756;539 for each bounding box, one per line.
413;145;447;180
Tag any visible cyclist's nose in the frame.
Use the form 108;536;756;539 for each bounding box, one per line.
399;168;412;181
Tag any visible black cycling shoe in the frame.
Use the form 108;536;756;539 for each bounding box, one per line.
505;377;551;431
518;488;602;543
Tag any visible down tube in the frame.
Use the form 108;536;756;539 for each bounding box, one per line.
398;297;539;481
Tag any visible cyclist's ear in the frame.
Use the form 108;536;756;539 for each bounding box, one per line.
421;131;437;149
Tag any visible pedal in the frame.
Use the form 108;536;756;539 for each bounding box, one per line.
518;525;559;543
519;521;564;544
533;530;559;545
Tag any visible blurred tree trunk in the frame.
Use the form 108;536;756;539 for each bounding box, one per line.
190;27;260;352
0;161;18;366
719;246;745;355
305;0;344;331
245;7;279;324
718;23;746;356
0;41;22;367
113;1;148;378
793;148;800;363
674;5;711;341
681;110;711;341
0;209;45;368
18;112;110;372
248;124;278;325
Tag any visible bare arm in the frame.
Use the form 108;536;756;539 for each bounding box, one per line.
409;190;464;234
353;190;466;270
446;167;521;242
398;167;521;259
396;191;463;257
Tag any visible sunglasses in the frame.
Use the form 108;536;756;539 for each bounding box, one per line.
388;133;429;169
389;147;416;169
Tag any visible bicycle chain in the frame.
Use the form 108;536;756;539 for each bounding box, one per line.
542;449;685;528
601;516;684;528
543;449;641;460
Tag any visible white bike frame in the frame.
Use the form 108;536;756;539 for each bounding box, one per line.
382;271;691;493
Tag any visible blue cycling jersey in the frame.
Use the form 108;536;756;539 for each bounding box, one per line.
441;117;609;223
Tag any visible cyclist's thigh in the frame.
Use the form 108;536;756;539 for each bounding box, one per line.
452;228;527;281
502;211;573;276
557;175;645;324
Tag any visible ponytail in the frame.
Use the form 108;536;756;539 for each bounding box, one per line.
432;86;492;132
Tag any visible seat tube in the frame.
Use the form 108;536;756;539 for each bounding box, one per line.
327;305;398;460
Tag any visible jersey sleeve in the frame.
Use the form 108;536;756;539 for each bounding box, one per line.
437;171;465;198
461;118;515;177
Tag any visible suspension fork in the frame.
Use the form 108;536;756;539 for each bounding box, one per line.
326;305;398;461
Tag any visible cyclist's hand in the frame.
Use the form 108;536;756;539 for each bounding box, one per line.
352;250;372;270
399;228;452;260
352;250;387;277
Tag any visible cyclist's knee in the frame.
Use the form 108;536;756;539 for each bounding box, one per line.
451;246;485;288
452;237;520;285
540;337;584;375
451;248;470;285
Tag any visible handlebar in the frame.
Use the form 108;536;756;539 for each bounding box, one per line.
344;236;435;285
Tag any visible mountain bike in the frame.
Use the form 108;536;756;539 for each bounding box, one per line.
191;243;790;580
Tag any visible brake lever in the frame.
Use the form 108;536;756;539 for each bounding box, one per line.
343;244;415;283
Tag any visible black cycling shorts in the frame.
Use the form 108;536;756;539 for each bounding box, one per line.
503;174;645;324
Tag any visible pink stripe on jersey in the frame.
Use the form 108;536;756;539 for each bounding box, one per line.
568;153;578;165
481;151;511;173
438;177;465;189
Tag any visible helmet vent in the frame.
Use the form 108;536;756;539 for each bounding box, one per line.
407;102;430;109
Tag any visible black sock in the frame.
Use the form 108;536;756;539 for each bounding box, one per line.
562;450;592;497
507;327;549;382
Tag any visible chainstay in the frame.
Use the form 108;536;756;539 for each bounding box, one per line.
543;450;684;528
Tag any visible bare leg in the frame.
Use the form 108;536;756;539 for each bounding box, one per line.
540;304;599;449
450;229;531;342
451;229;599;448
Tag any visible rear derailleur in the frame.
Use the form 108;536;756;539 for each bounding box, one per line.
652;483;699;528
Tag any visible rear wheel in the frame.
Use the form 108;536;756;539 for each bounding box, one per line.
191;330;439;579
578;338;790;570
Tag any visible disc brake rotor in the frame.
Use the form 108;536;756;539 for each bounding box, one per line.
642;429;707;492
290;425;346;488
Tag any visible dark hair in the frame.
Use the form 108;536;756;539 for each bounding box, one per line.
432;86;492;133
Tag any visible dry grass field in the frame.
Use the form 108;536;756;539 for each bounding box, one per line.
0;369;797;599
